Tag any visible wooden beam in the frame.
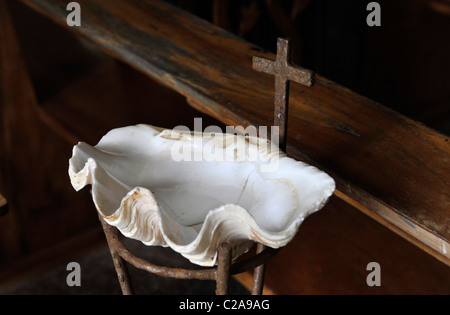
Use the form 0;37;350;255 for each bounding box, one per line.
19;0;450;265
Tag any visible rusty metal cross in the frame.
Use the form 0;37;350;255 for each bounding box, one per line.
253;38;314;151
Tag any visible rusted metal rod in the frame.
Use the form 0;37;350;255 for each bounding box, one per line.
251;243;266;295
108;221;278;275
98;214;281;296
99;215;279;283
116;237;217;280
99;214;134;295
100;216;216;280
230;247;279;275
216;243;232;295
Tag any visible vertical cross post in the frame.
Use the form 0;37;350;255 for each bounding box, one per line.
251;38;314;294
253;38;314;151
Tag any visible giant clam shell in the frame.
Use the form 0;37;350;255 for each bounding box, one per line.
69;124;335;266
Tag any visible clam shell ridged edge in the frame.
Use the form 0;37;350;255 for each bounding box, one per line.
68;125;335;266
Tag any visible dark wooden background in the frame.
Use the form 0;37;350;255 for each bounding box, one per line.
0;0;449;294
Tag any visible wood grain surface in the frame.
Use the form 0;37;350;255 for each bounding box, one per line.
236;195;450;294
18;0;450;265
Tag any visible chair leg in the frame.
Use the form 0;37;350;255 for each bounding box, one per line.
251;243;266;295
216;242;232;295
99;215;134;295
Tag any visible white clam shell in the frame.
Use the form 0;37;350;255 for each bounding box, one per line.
69;124;335;266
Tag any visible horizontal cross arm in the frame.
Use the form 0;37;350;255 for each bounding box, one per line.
286;64;314;87
252;56;276;75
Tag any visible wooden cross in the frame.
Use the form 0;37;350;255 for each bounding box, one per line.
253;38;314;151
